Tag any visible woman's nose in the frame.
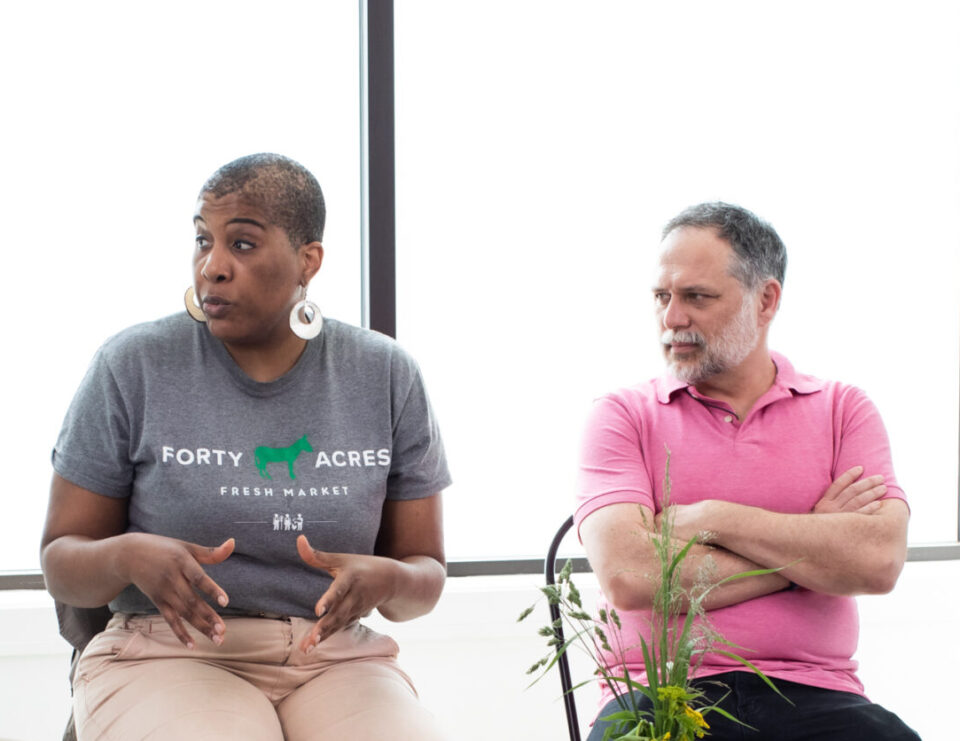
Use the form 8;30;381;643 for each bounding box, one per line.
200;243;232;283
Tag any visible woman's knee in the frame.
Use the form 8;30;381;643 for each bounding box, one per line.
74;658;282;741
279;661;446;741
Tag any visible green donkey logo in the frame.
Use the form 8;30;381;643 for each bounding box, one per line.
254;435;313;480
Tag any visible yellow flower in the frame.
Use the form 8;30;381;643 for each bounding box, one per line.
683;705;709;729
657;686;688;704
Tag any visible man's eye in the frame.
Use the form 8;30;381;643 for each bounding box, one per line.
234;240;256;251
195;235;210;249
654;293;670;305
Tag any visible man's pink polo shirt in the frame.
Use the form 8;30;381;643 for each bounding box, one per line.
575;352;906;701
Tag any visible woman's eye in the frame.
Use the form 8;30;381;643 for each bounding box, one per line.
234;240;256;251
195;235;210;249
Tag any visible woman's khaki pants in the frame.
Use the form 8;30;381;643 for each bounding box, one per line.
73;614;445;741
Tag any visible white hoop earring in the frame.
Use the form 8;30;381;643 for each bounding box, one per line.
289;299;323;339
184;287;206;323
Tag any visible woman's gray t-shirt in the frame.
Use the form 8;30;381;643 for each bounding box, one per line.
52;314;451;618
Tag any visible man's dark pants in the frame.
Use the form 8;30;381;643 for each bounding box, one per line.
586;671;920;741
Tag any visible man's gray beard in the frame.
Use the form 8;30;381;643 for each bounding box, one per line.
663;294;759;384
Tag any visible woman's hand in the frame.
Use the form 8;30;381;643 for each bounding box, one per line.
296;535;399;651
118;533;235;649
294;495;446;652
42;475;235;649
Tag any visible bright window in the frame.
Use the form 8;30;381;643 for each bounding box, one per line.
0;0;362;570
394;0;960;559
2;1;958;572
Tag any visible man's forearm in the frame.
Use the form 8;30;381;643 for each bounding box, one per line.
674;499;908;595
603;536;789;612
668;539;789;610
581;503;790;613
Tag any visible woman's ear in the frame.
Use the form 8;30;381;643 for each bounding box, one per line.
300;242;324;283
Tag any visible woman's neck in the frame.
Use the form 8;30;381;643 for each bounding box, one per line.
221;332;308;383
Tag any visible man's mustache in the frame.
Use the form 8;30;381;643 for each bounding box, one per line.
661;330;705;347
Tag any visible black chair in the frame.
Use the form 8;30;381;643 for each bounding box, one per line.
546;514;584;741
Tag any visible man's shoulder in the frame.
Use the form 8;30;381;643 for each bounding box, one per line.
599;377;662;404
771;352;870;405
589;378;671;425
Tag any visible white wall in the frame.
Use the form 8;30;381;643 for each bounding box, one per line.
1;561;955;741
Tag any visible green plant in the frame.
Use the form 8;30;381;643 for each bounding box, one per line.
520;453;787;741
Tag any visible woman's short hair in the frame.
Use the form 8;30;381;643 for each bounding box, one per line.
200;153;326;247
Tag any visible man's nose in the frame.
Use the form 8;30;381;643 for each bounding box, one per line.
661;297;690;329
200;242;232;283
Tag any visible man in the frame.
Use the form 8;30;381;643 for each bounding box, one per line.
577;202;918;740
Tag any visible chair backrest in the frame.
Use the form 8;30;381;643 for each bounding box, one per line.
546;515;582;741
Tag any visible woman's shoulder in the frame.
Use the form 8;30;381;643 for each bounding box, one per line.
96;313;200;367
323;318;415;362
322;318;424;384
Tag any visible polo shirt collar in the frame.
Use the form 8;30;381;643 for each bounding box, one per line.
655;373;692;403
654;350;824;404
768;351;824;395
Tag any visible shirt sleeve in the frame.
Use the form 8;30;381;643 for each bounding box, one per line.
51;346;133;499
832;385;907;504
574;394;656;534
385;347;451;500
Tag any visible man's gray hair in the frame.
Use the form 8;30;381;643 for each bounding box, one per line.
662;202;787;289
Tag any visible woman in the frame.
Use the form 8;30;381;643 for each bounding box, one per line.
41;153;451;740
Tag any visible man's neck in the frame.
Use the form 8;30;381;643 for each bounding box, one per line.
692;347;777;420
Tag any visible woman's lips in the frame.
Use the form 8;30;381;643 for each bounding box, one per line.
202;296;231;319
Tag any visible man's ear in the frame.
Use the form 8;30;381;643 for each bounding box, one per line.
299;242;324;283
758;278;782;326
